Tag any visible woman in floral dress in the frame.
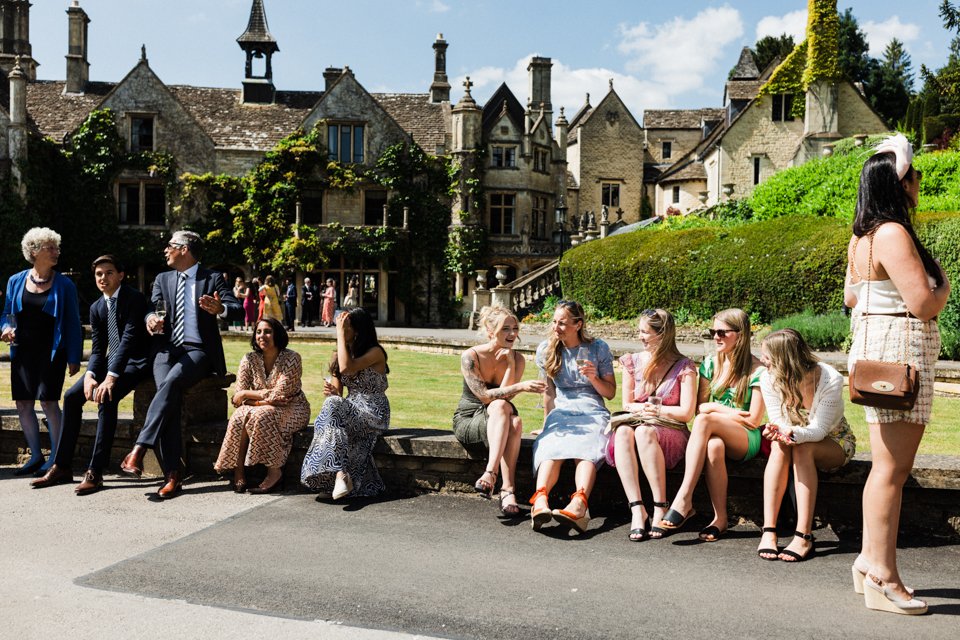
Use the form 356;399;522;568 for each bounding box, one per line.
301;307;390;500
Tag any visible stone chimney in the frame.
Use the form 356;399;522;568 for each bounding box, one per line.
554;107;568;163
527;56;552;124
429;33;450;103
65;0;89;94
323;67;342;92
0;0;38;80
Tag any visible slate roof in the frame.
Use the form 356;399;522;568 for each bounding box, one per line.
23;79;447;154
725;80;762;101
643;108;723;129
372;93;448;152
481;83;525;134
25;80;113;142
658;160;707;183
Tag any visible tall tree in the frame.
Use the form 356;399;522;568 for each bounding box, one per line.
754;34;795;73
865;38;914;124
837;8;872;84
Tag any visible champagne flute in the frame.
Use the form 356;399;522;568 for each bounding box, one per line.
534;368;547;409
155;299;167;320
4;314;16;346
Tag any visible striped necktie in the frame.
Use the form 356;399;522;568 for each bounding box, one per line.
172;272;187;347
106;296;120;356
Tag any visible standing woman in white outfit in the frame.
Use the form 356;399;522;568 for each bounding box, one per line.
845;134;950;615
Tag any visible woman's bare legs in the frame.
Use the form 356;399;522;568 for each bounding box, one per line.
759;440;791;558
668;413;749;529
497;414;524;510
533;459;562;512
779;439;846;560
559;459;597;518
614;426;648;533
860;421;924;599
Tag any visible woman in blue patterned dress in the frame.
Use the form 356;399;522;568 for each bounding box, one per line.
301;307;390;500
530;300;616;534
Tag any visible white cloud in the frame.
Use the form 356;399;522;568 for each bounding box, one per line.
862;17;921;57
417;0;450;13
756;9;807;42
457;7;747;115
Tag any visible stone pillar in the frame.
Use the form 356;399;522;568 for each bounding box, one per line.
65;1;90;94
8;56;27;196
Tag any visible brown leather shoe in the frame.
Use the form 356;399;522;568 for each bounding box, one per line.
75;470;104;496
120;445;146;478
157;470;182;500
30;464;73;488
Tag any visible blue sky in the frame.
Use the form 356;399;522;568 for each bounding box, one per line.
29;1;956;117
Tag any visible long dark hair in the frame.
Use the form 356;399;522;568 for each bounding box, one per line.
853;152;943;287
329;307;389;378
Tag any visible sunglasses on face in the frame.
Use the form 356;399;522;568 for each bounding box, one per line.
708;329;739;339
166;242;186;250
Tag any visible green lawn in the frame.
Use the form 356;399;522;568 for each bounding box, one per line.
3;340;959;455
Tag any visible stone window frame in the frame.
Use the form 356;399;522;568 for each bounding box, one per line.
116;177;166;228
601;181;621;208
126;112;157;153
533;146;550;173
771;94;796;122
531;193;550;240
490;144;518;169
672;185;681;204
488;192;516;235
661;140;673;161
327;122;366;164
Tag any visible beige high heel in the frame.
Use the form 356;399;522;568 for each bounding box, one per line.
852;555;914;596
863;573;927;615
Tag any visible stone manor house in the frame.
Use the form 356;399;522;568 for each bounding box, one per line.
0;0;889;323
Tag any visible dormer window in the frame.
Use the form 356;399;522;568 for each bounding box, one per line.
328;124;365;163
130;115;155;153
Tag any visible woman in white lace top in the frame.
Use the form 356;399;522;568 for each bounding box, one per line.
756;329;855;563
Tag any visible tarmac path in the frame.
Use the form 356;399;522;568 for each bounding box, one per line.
2;468;958;639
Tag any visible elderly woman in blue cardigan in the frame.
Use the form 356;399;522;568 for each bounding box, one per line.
1;228;82;476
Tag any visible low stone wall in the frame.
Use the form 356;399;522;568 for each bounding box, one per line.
2;414;958;540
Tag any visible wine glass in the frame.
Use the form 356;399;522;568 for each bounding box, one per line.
647;395;662;418
155;299;167;320
534;368;547;409
576;346;590;381
4;314;16;346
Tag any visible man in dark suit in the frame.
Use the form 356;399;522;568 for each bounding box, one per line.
301;277;317;327
283;277;297;331
32;255;152;494
119;231;242;499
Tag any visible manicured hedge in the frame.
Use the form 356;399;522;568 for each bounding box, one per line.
561;213;960;358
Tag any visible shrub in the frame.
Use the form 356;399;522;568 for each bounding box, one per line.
916;214;960;359
770;309;850;350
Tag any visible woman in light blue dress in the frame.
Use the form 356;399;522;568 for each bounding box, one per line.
530;300;616;534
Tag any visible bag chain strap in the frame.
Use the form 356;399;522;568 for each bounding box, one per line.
857;232;911;365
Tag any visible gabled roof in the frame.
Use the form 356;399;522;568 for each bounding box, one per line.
481;83;524;134
657;158;707;183
574;87;642;132
643;108;723;129
373;93;448;152
25;81;114;142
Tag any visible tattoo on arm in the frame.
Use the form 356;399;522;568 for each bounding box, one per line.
461;351;511;402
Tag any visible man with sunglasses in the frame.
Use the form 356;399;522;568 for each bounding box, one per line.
119;231;242;499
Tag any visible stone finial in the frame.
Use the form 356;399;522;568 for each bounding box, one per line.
9;55;24;78
437;33;444;40
556;106;568;126
585;92;590;105
72;0;81;7
463;76;473;95
141;44;147;62
609;78;614;90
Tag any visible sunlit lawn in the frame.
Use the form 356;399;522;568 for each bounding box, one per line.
2;339;959;455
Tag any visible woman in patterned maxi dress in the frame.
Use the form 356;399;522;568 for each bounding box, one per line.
301;307;390;500
214;318;311;493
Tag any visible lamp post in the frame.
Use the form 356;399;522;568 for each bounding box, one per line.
554;195;568;257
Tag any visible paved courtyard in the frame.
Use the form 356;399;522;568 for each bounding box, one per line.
2;467;959;639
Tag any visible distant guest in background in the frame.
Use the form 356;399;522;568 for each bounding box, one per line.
301;308;390;500
300;277;317;327
283;277;297;331
243;278;259;330
260;275;283;323
342;276;360;308
32;255;152;494
453;306;545;516
233;277;249;329
321;278;337;326
215;318;310;494
1;227;82;476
